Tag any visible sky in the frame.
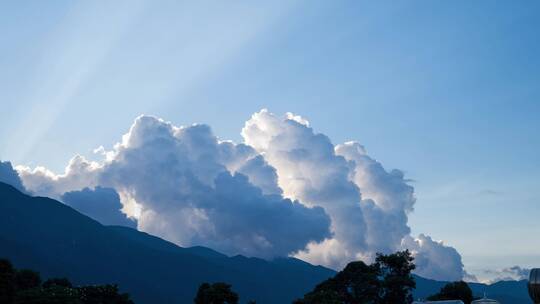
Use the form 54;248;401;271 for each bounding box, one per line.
0;0;539;282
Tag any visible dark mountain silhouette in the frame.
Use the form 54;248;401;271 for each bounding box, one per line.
413;272;531;303
0;182;334;303
0;182;531;303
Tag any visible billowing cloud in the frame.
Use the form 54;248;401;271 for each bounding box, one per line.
0;160;26;193
241;110;465;281
19;115;330;258
17;156;100;199
335;141;413;256
61;186;137;228
484;266;530;283
16;110;467;281
242;110;368;266
401;234;466;282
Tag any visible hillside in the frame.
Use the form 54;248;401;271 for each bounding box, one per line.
0;182;334;303
0;182;530;303
413;271;531;303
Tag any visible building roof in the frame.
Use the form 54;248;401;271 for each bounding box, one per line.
413;301;465;304
471;297;500;304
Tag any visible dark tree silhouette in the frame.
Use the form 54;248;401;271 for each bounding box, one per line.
0;259;16;304
43;278;73;289
194;282;239;304
294;260;380;304
427;281;474;304
377;250;416;304
78;284;133;304
293;288;342;304
15;269;42;291
16;285;80;304
294;250;416;304
0;258;133;304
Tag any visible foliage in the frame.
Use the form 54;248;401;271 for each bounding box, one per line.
43;278;73;289
15;269;42;291
294;260;380;304
194;282;239;304
0;258;133;304
377;250;416;304
294;250;416;304
15;285;80;304
427;281;474;304
78;284;133;304
0;259;16;304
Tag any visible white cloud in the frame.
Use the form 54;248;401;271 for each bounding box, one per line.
0;160;27;193
483;266;530;283
17;155;100;199
242;109;368;265
401;234;465;281
241;110;467;280
16;110;468;281
335;141;413;256
18;115;330;258
61;186;137;228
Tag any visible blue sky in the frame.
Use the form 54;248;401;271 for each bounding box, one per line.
1;0;539;280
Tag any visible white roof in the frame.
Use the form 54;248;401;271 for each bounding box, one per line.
413;301;464;304
471;299;499;304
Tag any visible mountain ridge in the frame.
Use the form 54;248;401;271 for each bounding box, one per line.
0;182;531;303
0;182;334;303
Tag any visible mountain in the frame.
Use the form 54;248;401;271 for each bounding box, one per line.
0;182;334;303
0;182;531;303
413;273;531;304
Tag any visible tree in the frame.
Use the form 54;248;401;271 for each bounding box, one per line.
78;284;133;304
427;281;473;304
376;250;416;304
294;250;416;304
295;260;380;304
15;269;42;291
43;278;73;289
194;282;239;304
0;258;134;304
15;286;80;304
0;259;16;304
292;288;342;304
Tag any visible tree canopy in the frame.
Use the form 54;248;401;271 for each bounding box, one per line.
0;258;133;304
294;250;416;304
194;282;239;304
427;281;474;304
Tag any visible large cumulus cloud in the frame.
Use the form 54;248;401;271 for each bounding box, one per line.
482;266;530;283
0;160;27;193
61;186;137;228
242;110;368;266
16;110;468;281
401;234;465;281
19;115;330;258
241;110;466;279
17;155;99;199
